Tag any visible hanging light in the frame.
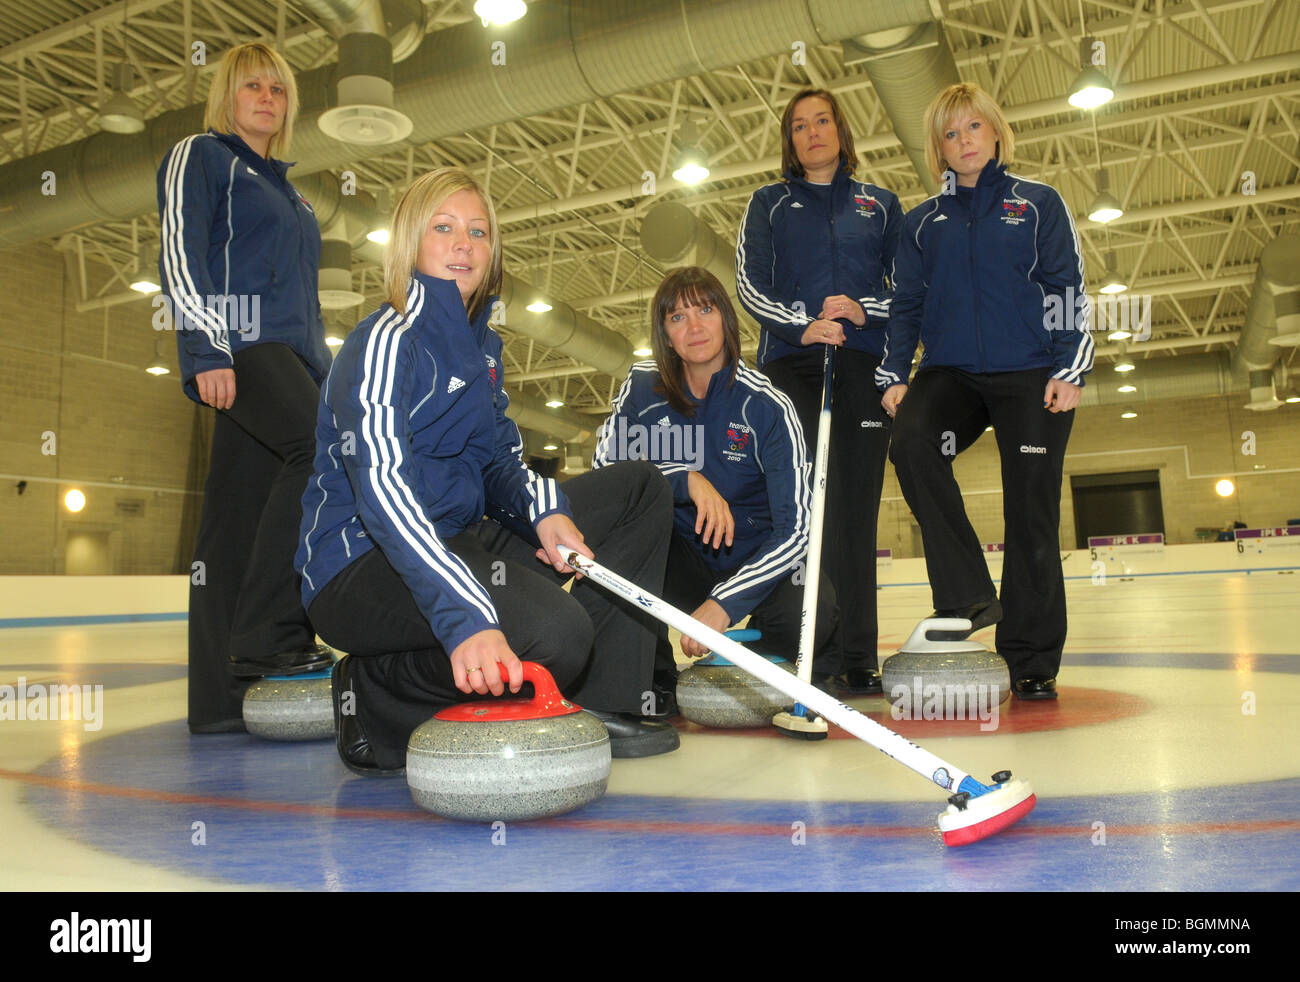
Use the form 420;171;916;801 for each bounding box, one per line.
1088;169;1123;223
130;242;160;293
100;63;145;134
542;442;559;452
1120;408;1137;419
1098;251;1127;294
1117;384;1136;393
474;0;526;26
632;344;653;358
1215;479;1235;497
146;339;170;376
64;489;87;512
1113;342;1135;373
1068;38;1114;109
672;119;709;185
526;300;552;313
544;386;564;409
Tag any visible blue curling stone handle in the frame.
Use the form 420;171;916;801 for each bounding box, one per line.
263;668;334;681
696;629;787;667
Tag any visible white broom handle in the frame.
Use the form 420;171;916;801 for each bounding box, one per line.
562;545;972;794
795;343;834;684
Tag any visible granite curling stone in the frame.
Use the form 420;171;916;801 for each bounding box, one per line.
676;631;797;728
881;618;1011;718
242;668;335;741
407;661;611;822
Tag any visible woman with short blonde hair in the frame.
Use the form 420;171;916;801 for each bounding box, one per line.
876;82;1092;701
203;42;298;159
921;82;1015;184
157;41;334;731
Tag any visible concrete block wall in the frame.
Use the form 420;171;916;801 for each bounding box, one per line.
0;244;198;574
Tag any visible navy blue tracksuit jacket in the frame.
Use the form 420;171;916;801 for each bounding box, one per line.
735;168;903;367
157;129;331;403
875;160;1094;390
592;361;810;623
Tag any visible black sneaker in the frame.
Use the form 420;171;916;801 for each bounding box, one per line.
587;710;680;758
230;641;336;680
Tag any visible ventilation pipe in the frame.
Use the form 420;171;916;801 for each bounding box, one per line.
301;0;415;145
639;199;736;297
842;21;961;195
1230;235;1300;412
503;389;594;444
498;273;634;380
0;0;939;248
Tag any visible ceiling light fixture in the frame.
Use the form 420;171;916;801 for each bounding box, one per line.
672;118;709;185
1088;169;1123;223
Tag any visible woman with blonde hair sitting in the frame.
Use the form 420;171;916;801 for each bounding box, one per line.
297;167;677;774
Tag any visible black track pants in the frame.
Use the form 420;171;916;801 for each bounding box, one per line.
308;461;672;769
187;343;320;729
763;347;890;670
888;366;1073;679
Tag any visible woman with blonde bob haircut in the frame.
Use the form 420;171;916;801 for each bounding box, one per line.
157;41;334;732
203;42;299;160
297;167;678;774
875;82;1093;702
921;82;1015;185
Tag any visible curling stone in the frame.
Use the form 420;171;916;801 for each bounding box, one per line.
242;668;335;741
881;618;1011;718
676;630;797;728
406;661;610;822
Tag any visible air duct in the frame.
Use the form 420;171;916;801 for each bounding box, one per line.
639;200;735;295
498;273;634;380
1229;235;1300;411
1076;352;1236;408
301;0;414;144
843;21;961;195
0;0;939;248
503;389;594;444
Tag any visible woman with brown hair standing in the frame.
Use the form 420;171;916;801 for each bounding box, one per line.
736;88;902;693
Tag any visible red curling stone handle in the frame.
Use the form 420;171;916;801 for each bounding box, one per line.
434;660;583;722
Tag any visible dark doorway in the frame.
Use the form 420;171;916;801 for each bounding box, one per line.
1070;470;1165;549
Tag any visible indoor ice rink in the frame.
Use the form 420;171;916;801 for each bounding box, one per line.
1;0;1298;899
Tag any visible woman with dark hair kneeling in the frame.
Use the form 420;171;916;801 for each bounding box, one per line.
297;168;677;773
594;267;840;707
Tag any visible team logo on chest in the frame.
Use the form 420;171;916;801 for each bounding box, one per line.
723;421;752;462
854;194;877;219
1001;199;1028;226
